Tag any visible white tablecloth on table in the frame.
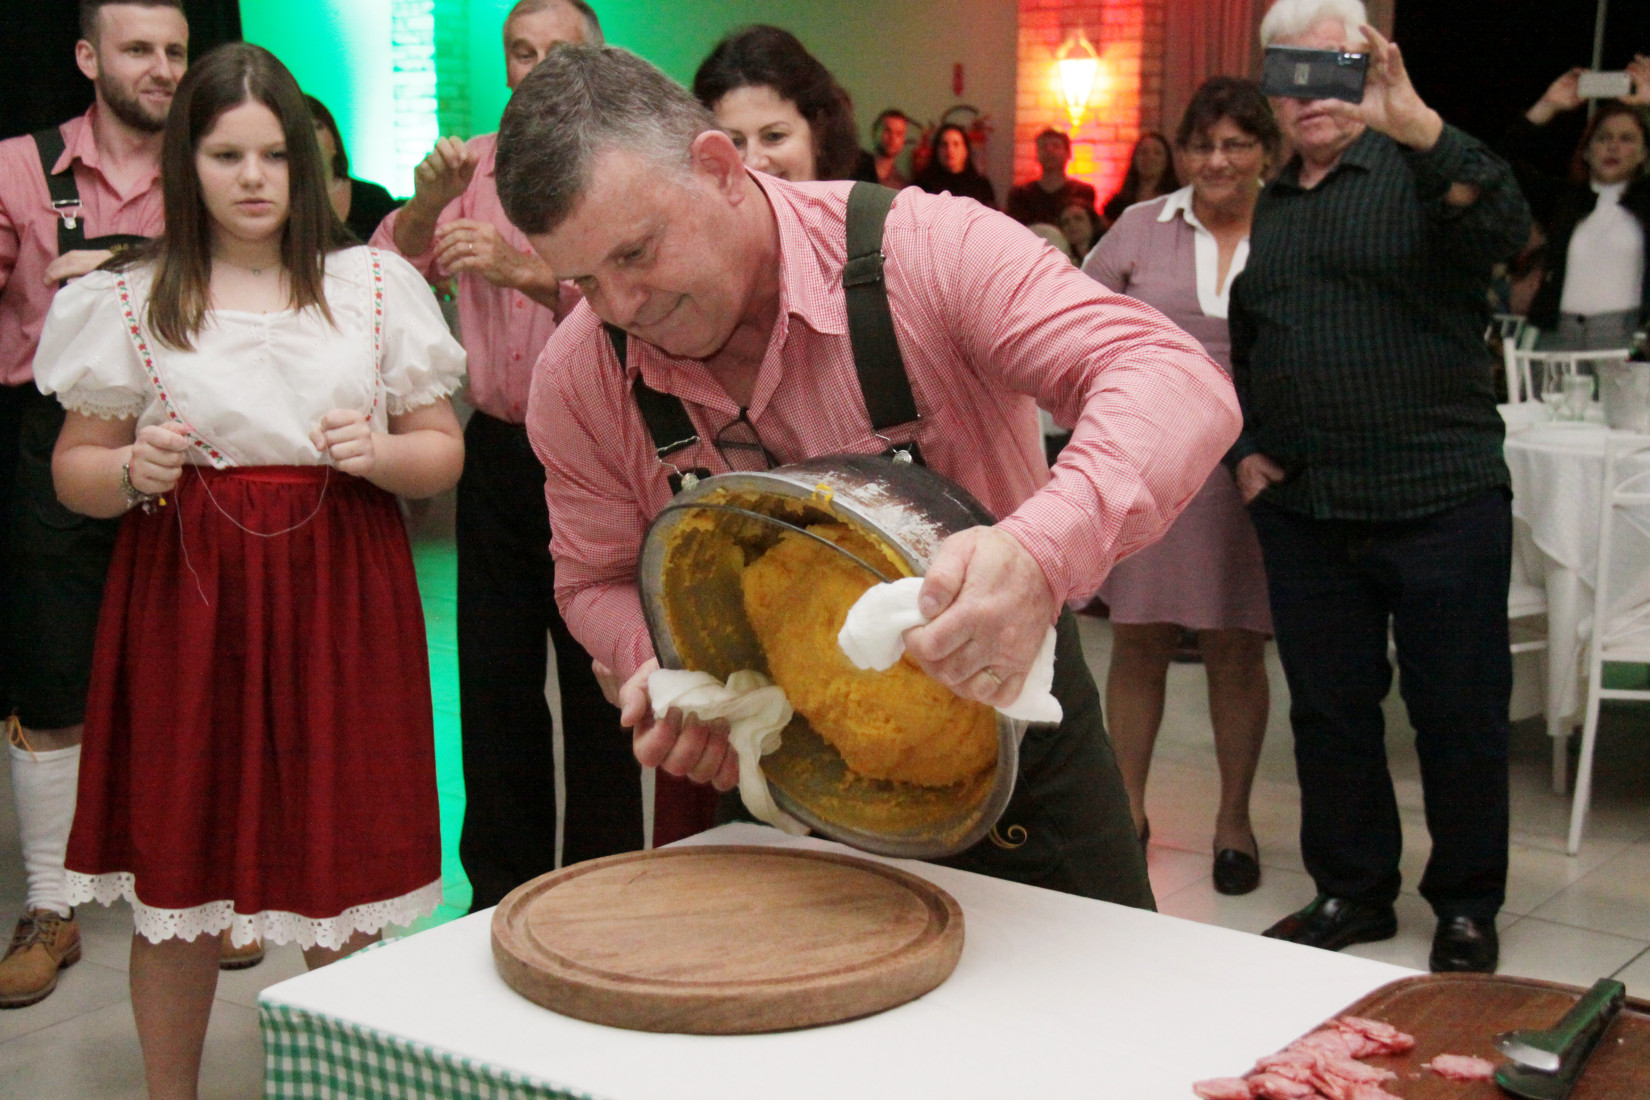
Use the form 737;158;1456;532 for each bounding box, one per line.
1501;405;1650;754
258;824;1414;1100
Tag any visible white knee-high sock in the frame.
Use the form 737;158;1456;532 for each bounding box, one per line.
8;742;80;917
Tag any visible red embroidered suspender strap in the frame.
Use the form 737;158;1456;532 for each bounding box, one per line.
366;247;385;415
112;271;233;469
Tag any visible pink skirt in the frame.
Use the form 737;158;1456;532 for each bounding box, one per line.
1100;465;1273;634
66;466;441;946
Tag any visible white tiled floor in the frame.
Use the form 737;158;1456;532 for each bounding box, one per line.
2;614;1648;1098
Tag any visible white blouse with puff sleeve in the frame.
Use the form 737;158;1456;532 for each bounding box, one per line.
32;246;466;468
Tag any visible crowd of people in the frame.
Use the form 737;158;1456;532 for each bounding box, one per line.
0;0;1647;1095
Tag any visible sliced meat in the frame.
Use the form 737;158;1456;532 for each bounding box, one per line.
1424;1053;1498;1081
1245;1072;1319;1100
1290;1029;1363;1059
1253;1048;1318;1082
1192;1078;1256;1100
1331;1016;1415;1055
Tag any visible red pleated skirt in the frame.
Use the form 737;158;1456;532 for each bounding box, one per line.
66;466;441;939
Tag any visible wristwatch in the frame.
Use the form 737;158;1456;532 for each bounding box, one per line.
119;459;158;513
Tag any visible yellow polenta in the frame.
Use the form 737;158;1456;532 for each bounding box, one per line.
740;524;997;787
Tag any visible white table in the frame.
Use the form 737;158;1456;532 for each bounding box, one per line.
1502;403;1650;790
259;823;1414;1100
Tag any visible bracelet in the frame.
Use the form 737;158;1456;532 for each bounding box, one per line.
119;460;161;514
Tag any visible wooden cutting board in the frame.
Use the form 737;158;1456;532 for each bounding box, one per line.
491;845;964;1034
1322;973;1650;1097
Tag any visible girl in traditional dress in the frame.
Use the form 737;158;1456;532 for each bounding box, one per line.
34;43;464;1099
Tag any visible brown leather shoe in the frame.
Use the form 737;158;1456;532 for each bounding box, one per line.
0;909;81;1008
218;928;265;970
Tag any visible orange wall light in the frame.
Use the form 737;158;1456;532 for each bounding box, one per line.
1056;29;1100;130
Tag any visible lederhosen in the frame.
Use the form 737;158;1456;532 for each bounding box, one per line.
1;130;150;729
610;182;1153;907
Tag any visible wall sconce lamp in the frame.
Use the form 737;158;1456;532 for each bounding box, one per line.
1056;30;1100;130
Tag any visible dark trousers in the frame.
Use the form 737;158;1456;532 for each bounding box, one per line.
456;411;641;910
2;385;121;728
1250;490;1512;921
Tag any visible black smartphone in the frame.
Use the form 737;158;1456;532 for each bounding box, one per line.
1261;46;1369;102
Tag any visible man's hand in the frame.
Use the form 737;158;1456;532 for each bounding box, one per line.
42;249;113;285
1357;25;1442;151
902;526;1057;709
411;137;475;211
620;658;740;791
128;421;191;495
310;409;376;477
1235;453;1286;504
433;220;537;289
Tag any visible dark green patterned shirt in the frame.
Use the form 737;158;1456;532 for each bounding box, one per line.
1229;123;1530;521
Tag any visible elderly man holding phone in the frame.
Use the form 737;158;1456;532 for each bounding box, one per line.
1230;0;1530;973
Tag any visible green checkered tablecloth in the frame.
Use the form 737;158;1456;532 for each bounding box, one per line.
260;1001;606;1100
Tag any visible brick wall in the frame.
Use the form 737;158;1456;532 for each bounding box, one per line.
1015;0;1167;207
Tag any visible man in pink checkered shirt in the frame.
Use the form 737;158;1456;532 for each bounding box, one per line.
498;46;1242;903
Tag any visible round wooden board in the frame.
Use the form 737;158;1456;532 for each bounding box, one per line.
491;845;964;1034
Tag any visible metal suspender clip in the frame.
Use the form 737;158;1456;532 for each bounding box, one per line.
53;199;82;231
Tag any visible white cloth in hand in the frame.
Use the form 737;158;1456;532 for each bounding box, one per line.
837;576;1064;725
647;669;808;836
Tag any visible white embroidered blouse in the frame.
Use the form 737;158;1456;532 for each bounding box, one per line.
32;246;466;467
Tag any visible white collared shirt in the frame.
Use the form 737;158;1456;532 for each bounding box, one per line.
1156;185;1248;320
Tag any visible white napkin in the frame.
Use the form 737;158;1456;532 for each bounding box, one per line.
647;668;808;836
837;576;1064;725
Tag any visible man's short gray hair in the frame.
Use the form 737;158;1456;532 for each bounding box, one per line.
506;0;604;47
1258;0;1368;47
496;45;715;236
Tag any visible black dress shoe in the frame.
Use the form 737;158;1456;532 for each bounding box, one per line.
1430;916;1499;973
1213;847;1261;895
1261;895;1397;951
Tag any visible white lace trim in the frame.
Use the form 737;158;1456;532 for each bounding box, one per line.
66;871;443;950
56;387;148;422
385;377;463;416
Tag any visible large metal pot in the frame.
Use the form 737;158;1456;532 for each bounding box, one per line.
637;454;1023;859
1599;360;1650;434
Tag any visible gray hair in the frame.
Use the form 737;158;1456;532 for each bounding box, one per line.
1258;0;1368;47
506;0;604;47
497;45;716;235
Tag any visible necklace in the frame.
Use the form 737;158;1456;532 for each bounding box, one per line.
213;255;280;277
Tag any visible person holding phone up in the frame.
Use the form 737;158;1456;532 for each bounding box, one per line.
1501;57;1650;351
1229;0;1530;974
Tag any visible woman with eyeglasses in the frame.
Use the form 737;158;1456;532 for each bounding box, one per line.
1081;77;1278;895
1503;58;1650;350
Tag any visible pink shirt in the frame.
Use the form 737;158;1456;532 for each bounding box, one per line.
0;107;164;387
371;132;577;424
525;177;1242;680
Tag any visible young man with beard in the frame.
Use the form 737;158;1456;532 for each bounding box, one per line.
0;0;187;1008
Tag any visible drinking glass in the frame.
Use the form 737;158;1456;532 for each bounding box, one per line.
1541;361;1567;419
1563;373;1595;421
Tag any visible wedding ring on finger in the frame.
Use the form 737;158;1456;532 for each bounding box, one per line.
977;666;1003;689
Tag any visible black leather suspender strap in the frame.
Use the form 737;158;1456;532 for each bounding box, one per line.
33;128;151;267
33;128;87;255
606;323;711;493
842;181;919;433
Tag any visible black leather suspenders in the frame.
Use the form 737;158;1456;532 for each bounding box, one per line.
32;128;150;263
608;181;923;494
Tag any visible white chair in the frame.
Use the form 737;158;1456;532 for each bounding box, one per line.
1509;349;1631;409
1490;314;1537;402
1566;435;1650;854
